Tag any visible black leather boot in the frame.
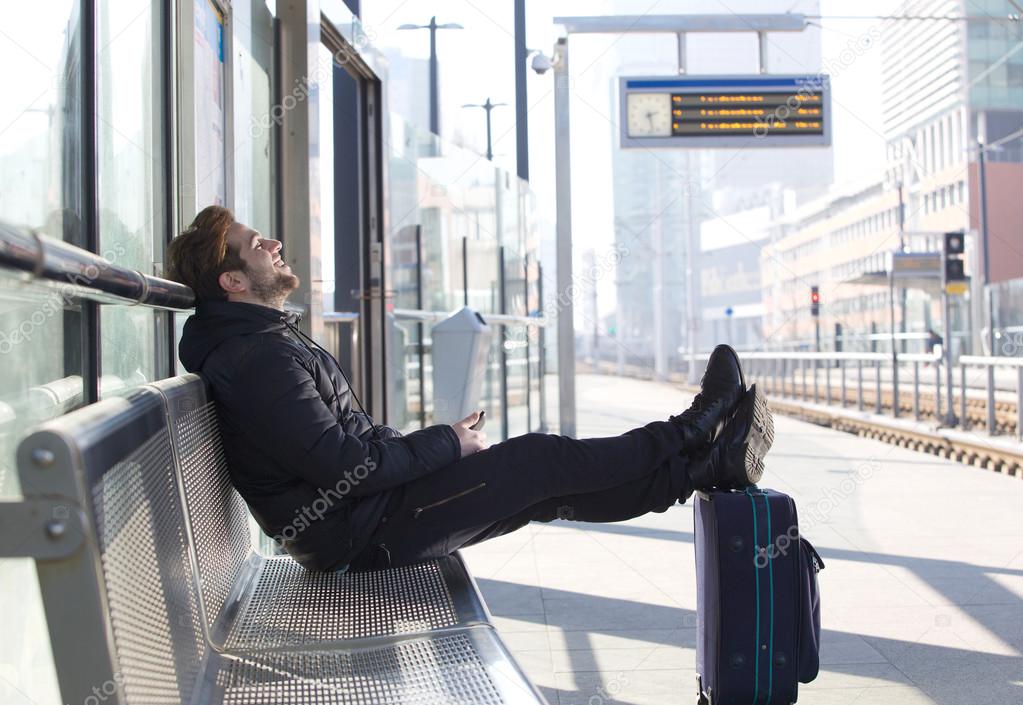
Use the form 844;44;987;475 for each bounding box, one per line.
687;383;774;492
670;344;747;449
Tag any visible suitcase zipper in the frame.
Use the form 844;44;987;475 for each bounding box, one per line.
413;482;487;519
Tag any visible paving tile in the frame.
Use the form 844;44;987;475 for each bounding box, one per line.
462;375;1023;705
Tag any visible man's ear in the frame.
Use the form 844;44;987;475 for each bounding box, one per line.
218;269;247;295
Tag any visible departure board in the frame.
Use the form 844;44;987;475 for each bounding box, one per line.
619;75;831;149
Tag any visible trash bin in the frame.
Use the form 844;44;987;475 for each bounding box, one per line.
431;306;492;424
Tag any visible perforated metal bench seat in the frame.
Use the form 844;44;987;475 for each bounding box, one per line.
217;554;490;648
201;627;535;704
17;381;547;704
149;375;492;649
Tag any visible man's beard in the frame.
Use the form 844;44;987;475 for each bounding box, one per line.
249;266;300;306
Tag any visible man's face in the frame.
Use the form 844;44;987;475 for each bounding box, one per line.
223;221;300;305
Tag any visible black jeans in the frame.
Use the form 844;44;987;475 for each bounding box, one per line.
348;419;694;571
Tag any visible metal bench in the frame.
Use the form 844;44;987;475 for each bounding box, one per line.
17;379;546;704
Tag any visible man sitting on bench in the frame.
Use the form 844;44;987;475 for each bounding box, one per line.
166;206;774;572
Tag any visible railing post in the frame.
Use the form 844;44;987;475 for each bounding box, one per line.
960;363;968;431
986;365;997;435
1017;366;1022;442
801;358;807;400
772;358;778;396
934;358;942;423
912;361;920;421
874;360;882;414
825;358;831;406
857;359;864;411
891;353;900;419
813;358;819;404
840;359;847;408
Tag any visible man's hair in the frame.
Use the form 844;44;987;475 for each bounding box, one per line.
165;205;246;302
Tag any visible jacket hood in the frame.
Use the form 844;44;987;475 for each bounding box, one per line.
179;300;300;372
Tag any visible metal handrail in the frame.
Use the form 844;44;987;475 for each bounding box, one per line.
0;220;195;310
959;355;1023;368
392;307;547;328
322;311;360;324
740;351;891;362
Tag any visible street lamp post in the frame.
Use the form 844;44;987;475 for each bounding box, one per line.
461;98;507;160
397;16;463;136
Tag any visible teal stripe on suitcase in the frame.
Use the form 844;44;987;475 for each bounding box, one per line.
747;489;761;705
766;493;775;704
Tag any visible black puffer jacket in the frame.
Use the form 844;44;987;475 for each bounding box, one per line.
178;300;461;571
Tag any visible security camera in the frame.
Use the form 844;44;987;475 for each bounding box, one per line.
530;52;553;75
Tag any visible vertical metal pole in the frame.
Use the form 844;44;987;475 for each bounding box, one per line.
524;255;532;431
934;358;943;422
757;31;768;73
813;358;819;404
553;37;576;437
462;236;469;306
841;359;847;407
513;0;529;181
942;283;958;426
429;16;439;135
484;100;494;161
825;357;831;405
913;361;920;420
83;0;101;403
685;153;700;385
986;364;997;435
801;358;807;400
497;244;509;439
676;32;686;74
978;133;996;430
1016;366;1022;442
857;359;864;411
889;265;899;417
897;181;907;352
416;225;426;427
960;362;968;430
875;361;882;414
537;261;547;432
978;137;993;357
652;161;666;380
498;246;509;441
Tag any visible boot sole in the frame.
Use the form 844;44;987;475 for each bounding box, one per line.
722;384;774;489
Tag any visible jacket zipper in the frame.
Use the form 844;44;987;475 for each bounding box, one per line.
413;482;487;519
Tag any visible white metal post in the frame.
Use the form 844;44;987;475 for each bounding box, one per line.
553;37;577;437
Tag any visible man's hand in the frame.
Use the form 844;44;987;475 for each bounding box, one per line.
451;410;487;458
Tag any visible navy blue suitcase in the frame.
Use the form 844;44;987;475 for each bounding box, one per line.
694;488;824;705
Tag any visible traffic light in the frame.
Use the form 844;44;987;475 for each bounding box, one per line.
810;285;820;317
943;231;966;283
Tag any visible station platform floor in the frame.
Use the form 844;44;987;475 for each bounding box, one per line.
461;374;1023;705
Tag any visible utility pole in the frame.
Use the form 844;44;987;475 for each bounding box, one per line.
397;16;463;136
461;98;507;161
514;0;529;181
